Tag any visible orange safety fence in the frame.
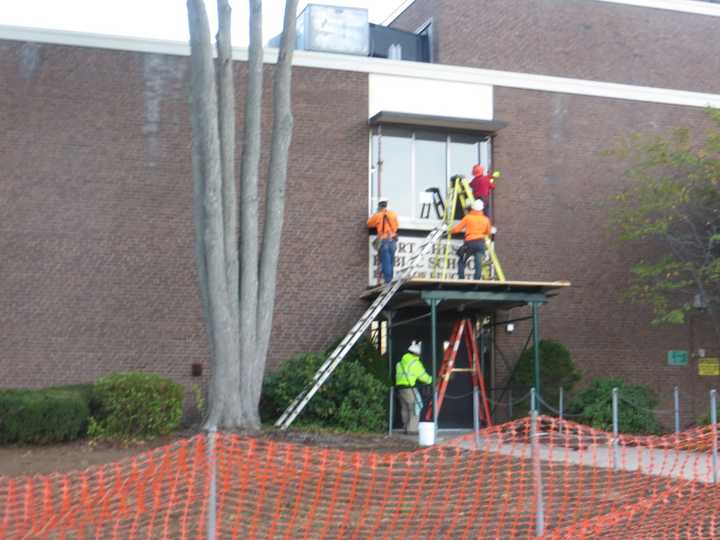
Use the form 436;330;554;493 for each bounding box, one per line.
1;416;720;539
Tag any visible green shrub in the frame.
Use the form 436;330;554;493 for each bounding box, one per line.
567;379;662;434
509;339;581;416
90;373;183;440
261;340;389;432
53;383;100;415
699;404;720;426
0;388;90;444
323;337;390;386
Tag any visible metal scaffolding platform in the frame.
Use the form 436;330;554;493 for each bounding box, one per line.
364;278;571;433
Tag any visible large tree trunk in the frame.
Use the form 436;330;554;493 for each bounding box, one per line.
187;0;298;430
255;0;299;405
187;0;242;429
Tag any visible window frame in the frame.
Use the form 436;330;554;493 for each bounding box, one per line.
370;124;493;230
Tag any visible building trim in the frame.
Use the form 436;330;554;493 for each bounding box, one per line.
382;0;720;24
2;24;720;109
591;0;720;16
369;111;508;133
382;0;419;26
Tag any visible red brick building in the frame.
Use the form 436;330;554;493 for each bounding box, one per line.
1;0;719;426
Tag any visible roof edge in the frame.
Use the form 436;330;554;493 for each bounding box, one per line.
382;0;419;26
2;24;720;110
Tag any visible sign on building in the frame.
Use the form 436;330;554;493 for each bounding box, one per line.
368;235;480;286
667;350;689;366
699;358;720;376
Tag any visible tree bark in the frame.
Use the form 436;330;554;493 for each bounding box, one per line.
216;0;240;338
237;0;264;429
255;0;299;403
187;0;242;429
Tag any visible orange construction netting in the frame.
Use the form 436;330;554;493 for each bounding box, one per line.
2;416;720;539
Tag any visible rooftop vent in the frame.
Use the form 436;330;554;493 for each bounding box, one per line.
274;4;369;56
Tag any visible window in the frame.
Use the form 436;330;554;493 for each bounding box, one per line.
370;126;491;228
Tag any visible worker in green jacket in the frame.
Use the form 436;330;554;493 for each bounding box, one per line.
395;340;433;434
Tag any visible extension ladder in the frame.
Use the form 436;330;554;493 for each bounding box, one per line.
275;225;446;430
424;318;493;427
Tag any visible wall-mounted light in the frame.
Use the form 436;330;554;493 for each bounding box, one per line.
505;323;515;334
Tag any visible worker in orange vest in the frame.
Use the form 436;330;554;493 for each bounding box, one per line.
450;199;492;280
367;198;399;283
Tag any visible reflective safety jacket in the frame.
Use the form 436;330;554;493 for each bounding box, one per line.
395;353;432;387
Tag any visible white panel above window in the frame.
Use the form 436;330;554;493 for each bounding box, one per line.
368;73;493;120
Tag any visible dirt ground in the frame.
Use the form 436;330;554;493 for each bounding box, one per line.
0;426;418;477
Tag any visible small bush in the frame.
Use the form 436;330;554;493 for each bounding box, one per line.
567;378;662;435
0;388;90;444
261;340;388;432
509;339;581;416
699;405;720;426
90;373;183;440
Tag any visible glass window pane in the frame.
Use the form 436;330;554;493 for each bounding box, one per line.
377;127;412;217
414;131;447;220
449;134;480;179
479;138;491;170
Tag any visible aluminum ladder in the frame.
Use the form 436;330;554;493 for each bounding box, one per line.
275;226;446;430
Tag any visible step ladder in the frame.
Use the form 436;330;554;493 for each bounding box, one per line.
432;174;506;282
424;318;492;427
275;226;446;430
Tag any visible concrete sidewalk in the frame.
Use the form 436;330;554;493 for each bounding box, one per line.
443;432;718;484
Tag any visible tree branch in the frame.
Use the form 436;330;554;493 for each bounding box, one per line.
187;0;242;429
216;0;240;333
237;0;264;428
256;0;299;388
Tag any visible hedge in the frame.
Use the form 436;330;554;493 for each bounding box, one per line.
0;387;90;444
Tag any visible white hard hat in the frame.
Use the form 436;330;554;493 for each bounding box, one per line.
378;197;389;205
472;199;485;212
408;340;422;355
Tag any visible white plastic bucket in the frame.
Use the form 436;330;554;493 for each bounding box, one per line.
418;422;435;446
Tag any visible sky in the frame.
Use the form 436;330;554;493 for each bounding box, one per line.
1;0;410;46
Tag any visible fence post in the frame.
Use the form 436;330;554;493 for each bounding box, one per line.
531;408;545;537
530;387;537;414
711;389;718;484
558;387;564;436
673;386;680;435
559;387;564;421
388;314;394;436
207;428;217;540
612;387;619;471
473;385;481;448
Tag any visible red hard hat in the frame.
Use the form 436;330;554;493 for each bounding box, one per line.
472;164;484;177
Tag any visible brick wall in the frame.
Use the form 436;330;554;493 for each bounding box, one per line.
0;40;369;394
2;29;718;428
491;87;718;426
395;0;720;93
